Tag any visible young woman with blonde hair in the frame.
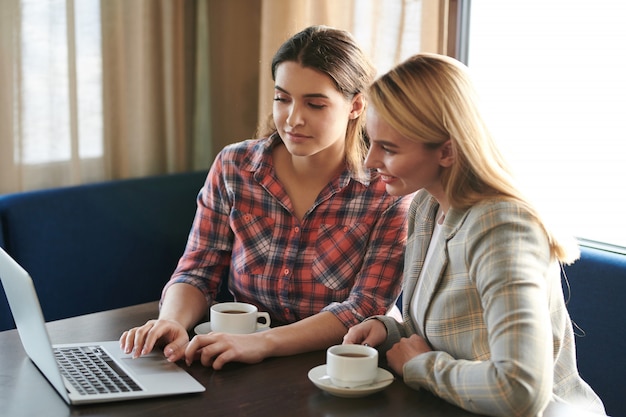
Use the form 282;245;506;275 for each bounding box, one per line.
345;53;605;417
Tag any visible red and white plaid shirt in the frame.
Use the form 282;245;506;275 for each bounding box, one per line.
165;135;410;327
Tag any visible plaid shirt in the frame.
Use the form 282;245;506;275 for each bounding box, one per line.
165;136;410;327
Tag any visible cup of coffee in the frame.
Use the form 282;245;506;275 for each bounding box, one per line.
210;302;271;334
326;344;378;388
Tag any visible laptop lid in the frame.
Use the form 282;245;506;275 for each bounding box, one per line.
0;247;205;404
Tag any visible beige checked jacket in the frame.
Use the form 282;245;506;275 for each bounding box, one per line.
376;190;605;417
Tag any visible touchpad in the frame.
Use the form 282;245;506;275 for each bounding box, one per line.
121;356;181;375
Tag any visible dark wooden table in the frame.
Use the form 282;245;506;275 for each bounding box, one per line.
0;302;593;417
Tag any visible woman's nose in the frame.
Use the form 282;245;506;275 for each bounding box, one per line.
286;103;304;127
364;148;379;169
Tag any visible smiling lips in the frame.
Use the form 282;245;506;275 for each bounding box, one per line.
378;173;396;183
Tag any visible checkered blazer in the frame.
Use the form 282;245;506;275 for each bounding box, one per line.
376;190;605;417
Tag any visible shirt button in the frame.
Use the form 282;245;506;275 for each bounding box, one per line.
294;226;300;233
343;226;349;232
244;214;251;221
283;268;290;275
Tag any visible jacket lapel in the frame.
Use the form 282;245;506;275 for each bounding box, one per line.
402;196;441;336
404;196;465;339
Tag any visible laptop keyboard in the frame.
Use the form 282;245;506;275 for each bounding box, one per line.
54;346;142;395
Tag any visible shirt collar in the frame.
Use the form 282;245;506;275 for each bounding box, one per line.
248;134;371;188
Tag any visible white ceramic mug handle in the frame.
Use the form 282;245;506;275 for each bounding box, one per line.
256;312;271;330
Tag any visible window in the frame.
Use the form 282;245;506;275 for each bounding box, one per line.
19;0;102;164
466;0;626;250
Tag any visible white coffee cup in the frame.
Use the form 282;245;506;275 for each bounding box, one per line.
210;302;271;334
326;344;378;388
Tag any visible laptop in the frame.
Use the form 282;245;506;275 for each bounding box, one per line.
0;247;205;405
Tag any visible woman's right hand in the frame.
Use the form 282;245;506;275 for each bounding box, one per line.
119;319;190;363
342;319;387;347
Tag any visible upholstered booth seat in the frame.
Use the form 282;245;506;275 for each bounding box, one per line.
562;246;626;417
0;171;224;331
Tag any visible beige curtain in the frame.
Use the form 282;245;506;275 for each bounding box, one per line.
0;0;453;195
100;0;202;179
0;0;209;194
0;0;18;193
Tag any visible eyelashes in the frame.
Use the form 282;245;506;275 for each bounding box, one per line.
273;97;327;109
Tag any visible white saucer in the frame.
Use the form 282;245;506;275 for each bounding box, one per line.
193;321;269;335
308;364;394;398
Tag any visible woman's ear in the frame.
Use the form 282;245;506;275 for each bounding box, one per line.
349;94;366;119
440;140;455;167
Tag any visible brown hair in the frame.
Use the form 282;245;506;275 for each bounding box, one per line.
257;25;375;179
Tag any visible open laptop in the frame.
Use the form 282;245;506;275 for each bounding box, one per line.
0;246;205;405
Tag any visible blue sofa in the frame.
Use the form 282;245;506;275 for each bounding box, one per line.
562;245;625;417
0;171;235;332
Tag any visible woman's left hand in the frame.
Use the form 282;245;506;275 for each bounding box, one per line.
386;334;432;377
184;332;269;370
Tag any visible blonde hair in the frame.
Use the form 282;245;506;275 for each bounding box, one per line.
257;26;375;180
368;53;578;263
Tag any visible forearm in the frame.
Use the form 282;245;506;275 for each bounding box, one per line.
159;283;209;330
259;311;347;357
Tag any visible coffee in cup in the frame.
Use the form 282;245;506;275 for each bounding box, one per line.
210;302;271;334
326;344;378;388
